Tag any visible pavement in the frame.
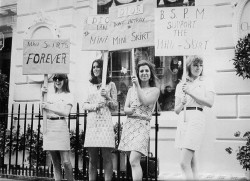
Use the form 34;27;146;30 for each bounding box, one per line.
0;174;248;181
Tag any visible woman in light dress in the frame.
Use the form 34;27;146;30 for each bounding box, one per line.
174;55;215;180
118;60;160;181
41;74;74;181
82;59;117;181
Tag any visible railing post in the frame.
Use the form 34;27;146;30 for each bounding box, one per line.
154;103;159;181
8;104;14;174
2;104;8;174
29;104;34;176
83;110;87;179
22;104;27;175
15;104;21;174
36;106;41;176
117;102;121;181
74;103;80;180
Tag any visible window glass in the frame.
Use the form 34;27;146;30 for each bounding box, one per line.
109;47;183;112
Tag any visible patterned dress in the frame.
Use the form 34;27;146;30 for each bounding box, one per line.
118;87;155;156
175;77;215;150
83;82;117;148
43;92;74;151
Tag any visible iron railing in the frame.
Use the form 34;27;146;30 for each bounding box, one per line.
0;102;159;181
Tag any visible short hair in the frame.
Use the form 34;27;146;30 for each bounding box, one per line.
186;55;204;77
53;74;70;93
89;59;111;85
136;60;158;87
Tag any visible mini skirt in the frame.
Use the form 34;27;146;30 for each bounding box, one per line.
43;119;70;151
175;109;205;151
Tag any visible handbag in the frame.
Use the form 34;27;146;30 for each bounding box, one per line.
140;152;159;178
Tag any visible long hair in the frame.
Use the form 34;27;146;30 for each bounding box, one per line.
89;59;111;85
186;55;204;78
136;60;158;87
53;74;70;93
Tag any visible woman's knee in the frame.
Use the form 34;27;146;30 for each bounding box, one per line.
180;160;190;171
102;148;112;164
60;151;71;163
129;153;141;168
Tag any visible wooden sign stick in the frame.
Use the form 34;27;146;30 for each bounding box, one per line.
183;56;187;122
101;50;109;89
131;48;136;89
43;74;48;134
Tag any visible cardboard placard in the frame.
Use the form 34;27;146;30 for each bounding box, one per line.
109;0;156;51
82;15;109;50
23;39;70;75
155;6;214;56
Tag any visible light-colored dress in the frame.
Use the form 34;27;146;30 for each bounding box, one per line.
43;92;74;151
83;82;117;148
118;87;155;156
175;76;215;150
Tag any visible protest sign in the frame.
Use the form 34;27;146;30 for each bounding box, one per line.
23;39;70;75
155;6;214;56
109;0;156;51
82;15;109;50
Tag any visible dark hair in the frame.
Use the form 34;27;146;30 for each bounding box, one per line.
186;55;204;77
53;74;70;93
136;60;158;87
90;59;111;85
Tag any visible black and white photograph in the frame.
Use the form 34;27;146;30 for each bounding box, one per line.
0;0;250;180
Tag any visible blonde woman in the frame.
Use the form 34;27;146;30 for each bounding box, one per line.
174;55;215;180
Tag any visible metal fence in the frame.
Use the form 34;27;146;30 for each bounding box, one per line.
0;103;159;181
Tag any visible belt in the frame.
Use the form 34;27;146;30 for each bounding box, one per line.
48;116;65;120
183;107;203;111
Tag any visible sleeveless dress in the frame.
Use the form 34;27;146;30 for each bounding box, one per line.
43;92;74;151
118;87;155;156
175;77;215;150
83;82;117;148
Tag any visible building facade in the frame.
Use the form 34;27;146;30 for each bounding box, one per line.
0;0;250;177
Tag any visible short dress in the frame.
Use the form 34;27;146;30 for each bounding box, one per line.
118;87;155;156
175;77;215;151
43;92;74;151
83;82;117;148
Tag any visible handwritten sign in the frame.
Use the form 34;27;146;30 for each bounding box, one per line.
82;15;109;50
155;6;214;56
23;39;70;75
108;0;156;51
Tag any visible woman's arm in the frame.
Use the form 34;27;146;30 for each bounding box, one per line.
183;83;215;108
102;82;118;110
174;96;186;115
42;103;72;117
124;88;135;115
131;75;160;106
188;91;214;108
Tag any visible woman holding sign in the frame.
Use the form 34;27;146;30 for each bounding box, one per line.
41;74;74;181
174;55;215;180
82;59;118;181
118;60;160;181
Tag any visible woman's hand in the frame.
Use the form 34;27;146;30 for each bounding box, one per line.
41;86;48;94
182;83;190;95
181;95;187;105
124;103;137;115
131;75;139;87
100;88;109;99
41;101;49;110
